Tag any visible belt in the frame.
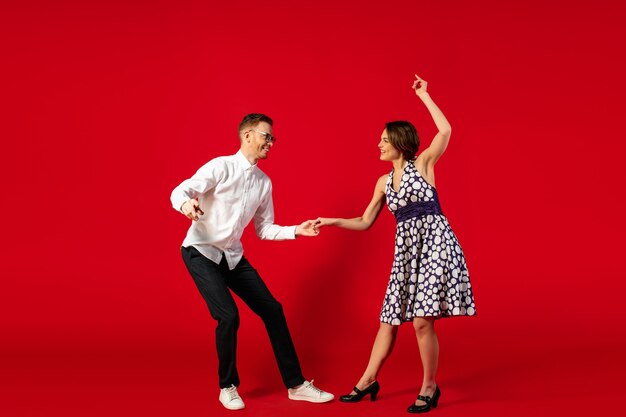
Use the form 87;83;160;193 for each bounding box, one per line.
394;200;443;223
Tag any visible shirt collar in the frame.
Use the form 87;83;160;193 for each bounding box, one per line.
234;150;257;171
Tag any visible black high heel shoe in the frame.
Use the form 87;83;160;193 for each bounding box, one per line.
407;385;440;413
339;381;380;402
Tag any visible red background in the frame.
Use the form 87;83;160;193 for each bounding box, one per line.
2;1;625;416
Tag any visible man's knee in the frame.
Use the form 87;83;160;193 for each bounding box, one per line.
218;311;240;330
259;300;284;319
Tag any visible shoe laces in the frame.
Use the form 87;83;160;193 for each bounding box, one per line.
224;385;241;401
303;380;323;396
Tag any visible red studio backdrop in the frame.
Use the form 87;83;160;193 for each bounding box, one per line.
1;1;625;416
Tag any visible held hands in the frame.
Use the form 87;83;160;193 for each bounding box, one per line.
295;218;334;237
181;199;204;221
412;74;428;96
293;217;336;237
312;217;332;234
295;220;319;237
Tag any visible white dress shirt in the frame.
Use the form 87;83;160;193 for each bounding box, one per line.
171;150;296;269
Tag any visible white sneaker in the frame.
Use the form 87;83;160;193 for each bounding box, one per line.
219;385;245;410
288;380;334;403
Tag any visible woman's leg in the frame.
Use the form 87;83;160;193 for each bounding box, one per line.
413;317;439;405
350;322;399;393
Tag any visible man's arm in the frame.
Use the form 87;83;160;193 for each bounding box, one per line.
253;186;317;239
170;159;221;220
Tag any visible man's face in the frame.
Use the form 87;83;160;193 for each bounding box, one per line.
247;121;274;160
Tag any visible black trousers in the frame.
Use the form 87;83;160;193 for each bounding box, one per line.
181;246;305;389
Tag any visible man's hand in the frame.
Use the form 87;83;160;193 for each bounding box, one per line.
181;199;204;221
295;220;319;237
312;217;333;233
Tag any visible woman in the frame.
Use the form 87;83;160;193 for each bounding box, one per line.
314;74;476;413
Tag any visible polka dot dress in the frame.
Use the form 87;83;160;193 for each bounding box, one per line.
380;162;476;325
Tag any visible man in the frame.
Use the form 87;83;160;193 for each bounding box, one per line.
170;114;333;410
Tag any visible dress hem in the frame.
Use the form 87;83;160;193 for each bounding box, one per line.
380;312;477;325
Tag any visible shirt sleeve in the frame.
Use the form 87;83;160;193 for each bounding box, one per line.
253;184;297;240
170;159;222;211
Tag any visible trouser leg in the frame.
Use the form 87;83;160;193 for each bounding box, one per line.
181;246;240;388
228;257;306;388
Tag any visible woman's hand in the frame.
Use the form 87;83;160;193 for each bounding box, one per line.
295;220;320;237
313;217;334;233
412;74;428;96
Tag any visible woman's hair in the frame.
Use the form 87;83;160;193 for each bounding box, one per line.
385;121;420;161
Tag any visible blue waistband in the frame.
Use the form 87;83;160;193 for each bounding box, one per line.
394;200;443;223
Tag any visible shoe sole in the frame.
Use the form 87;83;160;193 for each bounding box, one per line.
288;394;334;403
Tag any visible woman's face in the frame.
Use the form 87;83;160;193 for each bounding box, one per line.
378;129;401;161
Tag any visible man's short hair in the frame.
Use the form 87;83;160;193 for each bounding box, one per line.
238;113;273;136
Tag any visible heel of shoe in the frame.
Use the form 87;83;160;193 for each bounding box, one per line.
370;381;380;402
372;382;381;401
340;380;380;404
431;386;441;408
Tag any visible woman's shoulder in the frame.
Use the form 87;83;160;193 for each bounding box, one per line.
378;172;390;182
375;173;389;190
